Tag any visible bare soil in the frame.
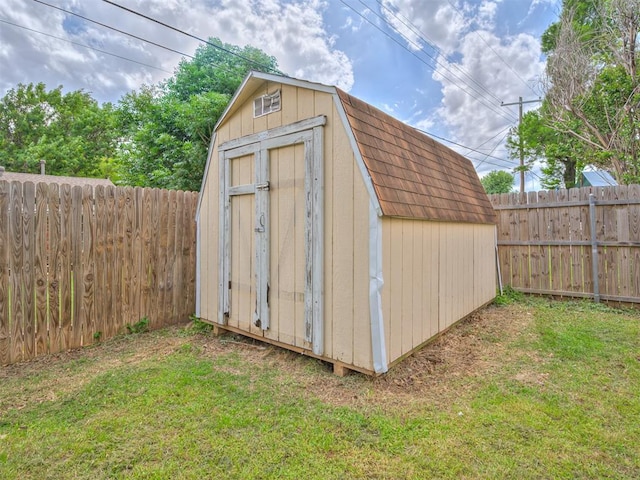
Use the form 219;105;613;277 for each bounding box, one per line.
0;303;533;413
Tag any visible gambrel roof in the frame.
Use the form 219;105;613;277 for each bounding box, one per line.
336;90;496;224
199;71;496;225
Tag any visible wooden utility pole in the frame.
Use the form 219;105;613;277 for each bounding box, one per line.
501;97;541;193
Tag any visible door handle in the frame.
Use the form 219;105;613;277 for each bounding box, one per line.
255;213;265;232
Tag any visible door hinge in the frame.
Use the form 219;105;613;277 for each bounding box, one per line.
256;181;270;191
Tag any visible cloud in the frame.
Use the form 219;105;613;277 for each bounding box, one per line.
380;0;545;175
380;0;469;55
196;0;354;90
0;0;353;102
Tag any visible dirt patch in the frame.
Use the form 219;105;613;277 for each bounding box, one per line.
0;303;535;412
194;303;536;408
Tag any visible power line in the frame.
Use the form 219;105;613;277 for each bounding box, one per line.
102;0;281;74
446;0;540;98
0;17;172;74
415;128;517;169
31;0;196;60
474;129;510;169
30;0;272;84
375;0;504;105
347;0;517;123
339;1;518;124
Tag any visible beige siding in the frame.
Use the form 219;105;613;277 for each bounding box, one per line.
197;83;374;371
381;219;495;365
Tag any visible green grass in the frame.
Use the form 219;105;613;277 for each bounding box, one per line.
1;299;639;479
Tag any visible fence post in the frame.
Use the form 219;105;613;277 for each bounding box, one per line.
589;194;600;303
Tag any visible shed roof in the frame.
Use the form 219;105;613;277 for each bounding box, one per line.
0;171;114;188
580;170;617;187
204;71;496;225
336;90;496;224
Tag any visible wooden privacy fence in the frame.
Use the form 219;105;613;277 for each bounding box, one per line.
490;185;640;304
0;180;198;365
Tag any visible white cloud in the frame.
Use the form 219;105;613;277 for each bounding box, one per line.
381;0;469;55
476;1;501;30
381;0;546;175
0;0;353;102
432;30;544;157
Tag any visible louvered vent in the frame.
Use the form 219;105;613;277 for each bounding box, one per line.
253;90;281;118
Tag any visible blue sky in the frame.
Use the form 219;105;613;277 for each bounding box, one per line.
0;0;561;189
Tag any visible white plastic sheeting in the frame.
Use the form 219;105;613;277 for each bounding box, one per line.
369;200;388;373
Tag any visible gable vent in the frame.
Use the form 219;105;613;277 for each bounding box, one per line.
253;90;281;118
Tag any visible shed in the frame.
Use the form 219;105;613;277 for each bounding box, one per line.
196;71;497;375
579;169;618;187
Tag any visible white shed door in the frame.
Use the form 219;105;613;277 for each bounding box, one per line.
217;116;326;355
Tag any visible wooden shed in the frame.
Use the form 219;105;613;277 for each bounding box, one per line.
195;71;497;375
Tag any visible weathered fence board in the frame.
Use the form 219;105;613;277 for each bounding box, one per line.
0;182;9;364
0;180;198;365
491;185;640;304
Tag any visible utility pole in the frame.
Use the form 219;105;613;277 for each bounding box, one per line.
501;97;541;193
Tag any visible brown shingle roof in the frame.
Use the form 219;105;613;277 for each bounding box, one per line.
0;171;114;188
337;89;497;225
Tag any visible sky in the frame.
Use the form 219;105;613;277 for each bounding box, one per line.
0;0;561;190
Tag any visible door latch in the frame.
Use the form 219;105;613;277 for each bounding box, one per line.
255;181;270;191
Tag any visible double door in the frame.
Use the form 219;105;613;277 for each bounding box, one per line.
217;116;325;355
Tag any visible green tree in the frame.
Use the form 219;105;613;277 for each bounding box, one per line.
116;38;280;191
540;0;640;183
0;83;119;178
481;170;514;194
506;109;586;189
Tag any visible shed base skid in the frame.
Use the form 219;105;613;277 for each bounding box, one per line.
201;300;494;377
202;322;376;376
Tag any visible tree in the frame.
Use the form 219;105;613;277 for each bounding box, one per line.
541;0;640;183
116;38;280;191
0;83;119;178
506;109;586;189
481;170;514;194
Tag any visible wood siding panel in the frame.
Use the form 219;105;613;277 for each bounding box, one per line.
382;218;495;365
352;159;372;370
331;109;355;364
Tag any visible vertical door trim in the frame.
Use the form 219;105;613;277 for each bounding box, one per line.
254;147;270;330
218;116;326;355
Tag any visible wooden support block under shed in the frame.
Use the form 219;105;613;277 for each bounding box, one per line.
212;325;224;337
333;363;349;377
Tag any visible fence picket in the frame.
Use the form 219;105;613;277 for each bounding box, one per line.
10;182;24;363
47;184;62;354
81;185;96;345
34;183;48;355
104;186;116;339
0;182;10;364
59;184;73;351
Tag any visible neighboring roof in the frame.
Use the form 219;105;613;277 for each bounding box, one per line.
201;71;496;225
0;171;114;188
336;90;496;224
580;170;618;187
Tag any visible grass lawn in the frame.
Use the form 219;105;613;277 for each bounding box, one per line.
1;295;639;479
